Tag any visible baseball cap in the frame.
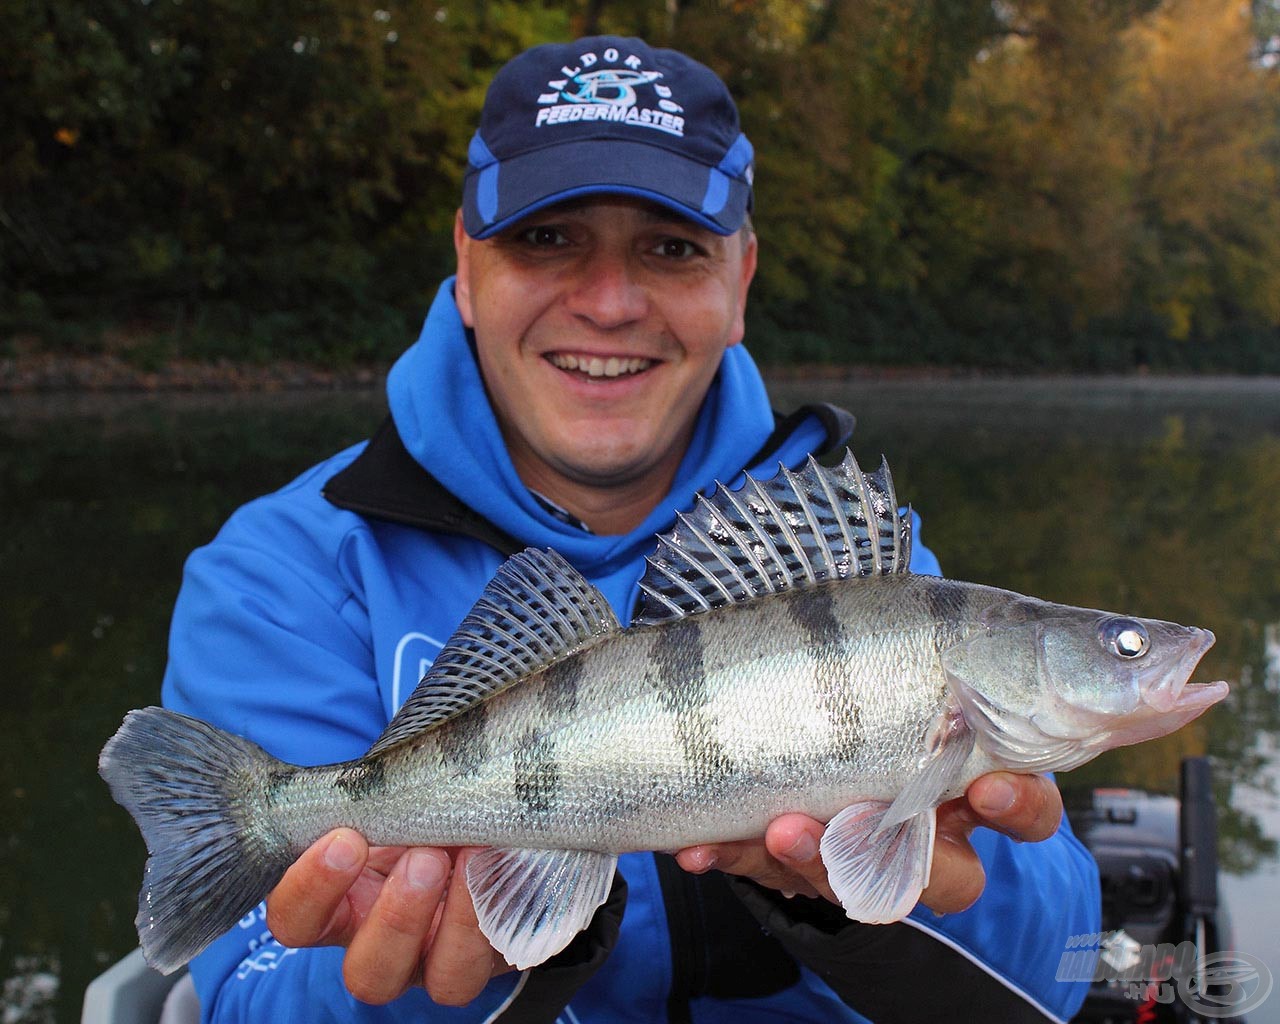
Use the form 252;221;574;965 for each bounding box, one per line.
462;36;754;238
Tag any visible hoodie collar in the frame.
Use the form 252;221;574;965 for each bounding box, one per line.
378;278;781;575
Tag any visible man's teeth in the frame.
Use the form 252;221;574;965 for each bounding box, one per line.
548;353;653;378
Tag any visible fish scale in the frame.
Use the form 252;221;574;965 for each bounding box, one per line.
231;573;1130;851
99;451;1228;974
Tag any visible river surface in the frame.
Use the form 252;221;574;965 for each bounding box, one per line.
2;375;1277;1023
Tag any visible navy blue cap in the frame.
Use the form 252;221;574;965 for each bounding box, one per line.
462;36;754;238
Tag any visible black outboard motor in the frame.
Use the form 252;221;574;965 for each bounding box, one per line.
1065;757;1242;1024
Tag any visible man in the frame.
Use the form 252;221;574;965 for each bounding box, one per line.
162;35;1099;1022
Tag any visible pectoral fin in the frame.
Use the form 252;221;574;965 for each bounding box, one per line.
819;800;935;924
465;847;617;970
877;707;974;832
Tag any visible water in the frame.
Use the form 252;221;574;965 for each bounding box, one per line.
2;376;1277;1023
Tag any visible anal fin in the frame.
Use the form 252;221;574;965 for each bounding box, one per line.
820;800;935;924
466;847;617;970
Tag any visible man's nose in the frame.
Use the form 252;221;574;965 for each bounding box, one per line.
564;250;648;329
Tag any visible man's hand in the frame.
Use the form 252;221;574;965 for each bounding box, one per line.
674;772;1064;915
266;831;513;1006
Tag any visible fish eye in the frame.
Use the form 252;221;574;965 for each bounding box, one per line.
1100;618;1150;659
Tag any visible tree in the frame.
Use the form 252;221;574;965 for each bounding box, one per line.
1122;0;1280;339
1;0;573;359
933;0;1280;363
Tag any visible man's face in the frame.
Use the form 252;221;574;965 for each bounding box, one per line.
454;197;757;520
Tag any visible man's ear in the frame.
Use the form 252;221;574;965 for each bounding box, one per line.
454;209;475;328
729;229;758;348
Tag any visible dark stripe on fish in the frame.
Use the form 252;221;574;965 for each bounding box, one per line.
790;586;845;647
438;701;491;776
923;578;971;654
540;655;584;719
652;619;706;703
924;577;967;629
334;756;387;801
514;732;561;815
265;767;299;807
652;619;736;783
789;588;862;760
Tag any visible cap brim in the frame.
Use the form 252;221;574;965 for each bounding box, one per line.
463;137;750;239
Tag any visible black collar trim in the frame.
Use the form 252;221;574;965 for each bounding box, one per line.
321;402;855;554
321;417;524;556
750;402;856;466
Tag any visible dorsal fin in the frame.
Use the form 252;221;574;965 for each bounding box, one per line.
634;451;911;626
367;549;620;756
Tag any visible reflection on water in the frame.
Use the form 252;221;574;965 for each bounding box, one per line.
2;377;1278;1023
774;377;1280;873
0;391;387;1024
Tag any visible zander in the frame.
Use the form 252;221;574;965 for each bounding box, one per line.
99;453;1227;975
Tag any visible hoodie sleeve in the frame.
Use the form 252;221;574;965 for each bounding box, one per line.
160;477;620;1024
729;816;1099;1022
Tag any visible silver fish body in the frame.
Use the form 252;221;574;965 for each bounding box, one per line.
100;454;1227;974
264;577;979;854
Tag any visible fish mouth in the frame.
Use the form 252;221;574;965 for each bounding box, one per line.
1165;679;1231;714
1141;626;1219;713
1106;675;1229;751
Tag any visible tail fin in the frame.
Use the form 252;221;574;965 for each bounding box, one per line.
99;706;295;974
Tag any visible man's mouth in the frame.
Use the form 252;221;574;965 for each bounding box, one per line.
547;353;654;379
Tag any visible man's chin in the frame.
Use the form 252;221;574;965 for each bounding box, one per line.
550;451;662;489
543;433;682;487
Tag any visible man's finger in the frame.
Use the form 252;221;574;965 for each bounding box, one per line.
267;828;368;948
342;848;450;1005
675;828;826;901
423;849;510;1005
968;772;1063;842
763;815;835;901
919;773;1064;916
675;840;772;881
920;832;986;915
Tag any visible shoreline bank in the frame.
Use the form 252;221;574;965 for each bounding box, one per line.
5;352;1273;395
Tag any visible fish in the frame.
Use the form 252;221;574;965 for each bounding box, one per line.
99;452;1228;975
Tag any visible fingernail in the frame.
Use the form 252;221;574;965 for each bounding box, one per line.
976;777;1017;815
405;850;447;891
783;833;818;863
324;831;360;872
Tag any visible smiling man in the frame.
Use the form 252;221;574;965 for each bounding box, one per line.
454;196;756;534
161;35;1099;1024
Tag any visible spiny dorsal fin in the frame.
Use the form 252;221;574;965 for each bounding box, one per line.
634;451;911;626
367;549;620;756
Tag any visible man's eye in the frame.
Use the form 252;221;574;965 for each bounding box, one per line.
654;238;699;259
522;226;567;247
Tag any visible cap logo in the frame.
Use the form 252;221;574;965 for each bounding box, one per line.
534;47;686;137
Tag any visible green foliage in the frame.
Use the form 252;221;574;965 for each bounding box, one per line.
1;0;573;360
2;0;1278;367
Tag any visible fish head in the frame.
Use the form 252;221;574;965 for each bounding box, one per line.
941;599;1229;773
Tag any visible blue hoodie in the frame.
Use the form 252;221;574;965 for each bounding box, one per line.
162;281;1097;1023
